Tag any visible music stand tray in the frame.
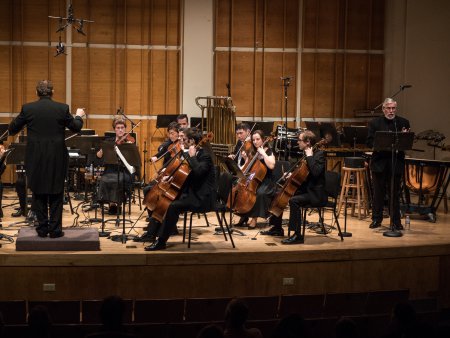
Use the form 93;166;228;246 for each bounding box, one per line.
0;123;8;142
216;155;245;179
343;126;368;145
373;131;414;152
6;143;27;165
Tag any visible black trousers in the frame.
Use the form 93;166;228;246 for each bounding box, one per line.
16;172;27;212
288;193;311;233
0;181;3;218
34;192;64;234
371;171;402;223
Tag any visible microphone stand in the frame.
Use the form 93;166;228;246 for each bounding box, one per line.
281;77;291;161
117;108;137;128
372;85;412;112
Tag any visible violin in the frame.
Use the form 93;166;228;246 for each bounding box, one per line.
227;136;273;214
116;133;135;145
269;139;327;217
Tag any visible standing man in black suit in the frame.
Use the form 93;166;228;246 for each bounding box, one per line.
366;97;410;230
144;128;215;251
8;80;85;238
262;130;327;244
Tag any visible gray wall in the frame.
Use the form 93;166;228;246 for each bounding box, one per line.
386;0;450;160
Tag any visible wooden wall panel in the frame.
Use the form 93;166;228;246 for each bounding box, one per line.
231;52;255;115
215;0;231;47
343;54;369;115
0;47;12;112
300;0;385;119
215;0;300;119
367;54;384;108
0;1;13;41
214;51;231;96
231;0;256;48
285;0;299;48
264;1;285;48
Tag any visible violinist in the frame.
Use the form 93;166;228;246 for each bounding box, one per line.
149;121;180;165
176;114;189;129
144;127;215;251
235;130;276;229
228;122;251;168
262;130;327;244
96;116;135;215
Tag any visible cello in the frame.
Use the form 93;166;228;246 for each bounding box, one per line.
269;139;327;217
227;136;273;215
144;132;213;222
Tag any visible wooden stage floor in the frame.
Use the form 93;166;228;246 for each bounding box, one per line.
1;187;450;306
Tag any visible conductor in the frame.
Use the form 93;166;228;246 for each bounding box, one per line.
8;80;85;238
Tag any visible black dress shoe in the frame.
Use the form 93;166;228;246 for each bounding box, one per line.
133;233;156;242
235;217;248;228
144;239;167;251
261;227;284;236
36;230;48;238
281;234;304;244
11;209;25;217
394;223;404;231
369;221;382;229
49;231;64;238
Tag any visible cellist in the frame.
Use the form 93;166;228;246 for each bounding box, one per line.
134;122;180;240
262;130;327;244
235;129;278;229
144;127;215;251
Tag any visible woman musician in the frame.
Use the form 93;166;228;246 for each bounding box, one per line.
234;129;281;230
96;116;136;215
143;127;215;251
263;130;327;244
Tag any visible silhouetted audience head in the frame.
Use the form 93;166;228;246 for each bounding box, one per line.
0;311;4;338
28;305;52;338
197;324;224;338
272;313;308;338
225;298;248;329
100;295;125;330
335;317;358;338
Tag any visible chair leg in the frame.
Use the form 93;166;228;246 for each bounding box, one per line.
333;208;344;241
188;212;195;248
215;211;228;242
203;213;210;227
220;211;235;248
182;211;188;244
301;208;307;239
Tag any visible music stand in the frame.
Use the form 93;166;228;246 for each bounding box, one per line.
216;155;246;236
5;143;35;226
69;136;105;223
373;131;414;237
109;143;141;244
343;126;369;156
0;124;8;142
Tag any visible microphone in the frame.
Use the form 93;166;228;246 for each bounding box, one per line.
116;107;122;115
281;76;294;80
400;84;412;90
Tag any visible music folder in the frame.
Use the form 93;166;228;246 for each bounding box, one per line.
373;131;414;152
216;155;245;179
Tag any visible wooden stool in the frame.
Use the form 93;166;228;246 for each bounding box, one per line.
337;167;369;219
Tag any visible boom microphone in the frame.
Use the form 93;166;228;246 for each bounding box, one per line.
400;84;412;90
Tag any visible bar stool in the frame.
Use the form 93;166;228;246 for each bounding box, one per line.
337;157;369;219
